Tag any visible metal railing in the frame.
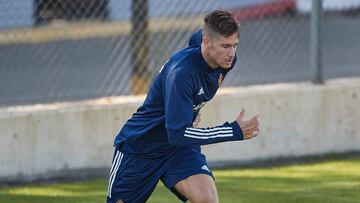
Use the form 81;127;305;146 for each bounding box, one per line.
0;0;359;106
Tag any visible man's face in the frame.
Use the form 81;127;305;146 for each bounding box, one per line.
206;33;239;69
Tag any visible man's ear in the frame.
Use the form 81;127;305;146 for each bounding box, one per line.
202;36;210;48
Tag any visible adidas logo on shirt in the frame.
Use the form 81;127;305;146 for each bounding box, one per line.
201;165;210;173
198;87;204;95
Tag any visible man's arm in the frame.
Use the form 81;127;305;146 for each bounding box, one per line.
164;67;259;146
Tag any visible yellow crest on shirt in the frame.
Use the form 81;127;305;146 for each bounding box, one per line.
218;73;223;87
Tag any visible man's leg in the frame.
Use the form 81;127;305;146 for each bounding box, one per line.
106;149;162;203
161;147;218;203
174;174;219;203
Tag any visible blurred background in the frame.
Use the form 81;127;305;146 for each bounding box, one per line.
0;0;359;106
1;2;360;202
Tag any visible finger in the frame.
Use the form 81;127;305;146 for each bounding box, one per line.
242;117;257;129
244;132;256;140
252;130;259;137
245;130;259;139
253;128;261;136
243;129;259;138
245;118;259;129
248;114;260;124
243;125;260;137
248;119;259;128
242;127;258;136
243;119;259;131
238;108;245;121
247;123;260;133
252;128;261;136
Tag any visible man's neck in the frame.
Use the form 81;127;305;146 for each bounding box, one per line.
201;44;217;69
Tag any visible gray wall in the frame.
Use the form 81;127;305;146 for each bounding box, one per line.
1;78;359;181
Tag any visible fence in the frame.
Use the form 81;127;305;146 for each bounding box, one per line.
0;0;359;106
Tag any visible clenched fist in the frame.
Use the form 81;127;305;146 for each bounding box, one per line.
236;108;260;140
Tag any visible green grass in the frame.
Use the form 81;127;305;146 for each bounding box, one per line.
1;157;360;203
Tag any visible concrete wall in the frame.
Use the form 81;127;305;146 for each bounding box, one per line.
201;78;360;164
1;78;359;181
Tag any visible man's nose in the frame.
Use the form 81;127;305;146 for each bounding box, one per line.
228;47;236;57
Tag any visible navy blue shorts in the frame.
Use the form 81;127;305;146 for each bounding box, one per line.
106;147;213;203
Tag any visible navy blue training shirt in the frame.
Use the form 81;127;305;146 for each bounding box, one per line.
114;30;243;158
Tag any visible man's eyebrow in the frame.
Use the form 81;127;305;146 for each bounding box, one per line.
220;43;238;46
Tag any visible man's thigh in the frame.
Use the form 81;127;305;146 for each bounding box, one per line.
175;174;219;203
106;150;163;203
161;147;217;202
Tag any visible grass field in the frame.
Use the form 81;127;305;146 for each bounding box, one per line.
1;156;359;203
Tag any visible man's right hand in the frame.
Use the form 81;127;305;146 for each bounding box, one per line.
236;108;260;140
